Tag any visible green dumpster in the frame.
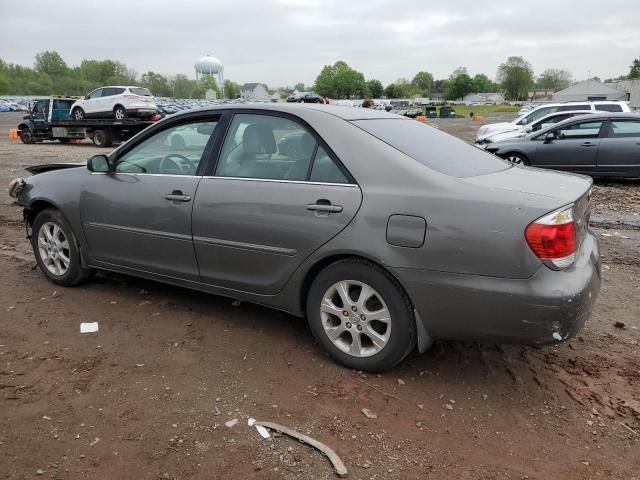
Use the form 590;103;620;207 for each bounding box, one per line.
439;106;452;118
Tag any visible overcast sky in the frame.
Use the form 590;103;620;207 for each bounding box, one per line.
1;0;638;87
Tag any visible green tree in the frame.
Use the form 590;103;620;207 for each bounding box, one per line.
412;71;434;95
366;79;384;98
444;68;474;100
140;71;170;97
34;51;68;78
199;74;221;97
629;57;640;79
384;83;402;99
224;80;241;98
497;56;534;101
294;82;305;91
471;73;495;92
536;68;573;91
313;60;367;98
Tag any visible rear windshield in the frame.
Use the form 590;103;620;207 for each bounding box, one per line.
130;87;153;96
352;119;510;177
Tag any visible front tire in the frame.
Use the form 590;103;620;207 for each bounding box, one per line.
503;152;529;165
72;107;85;120
307;259;416;372
31;209;91;287
20;129;35;144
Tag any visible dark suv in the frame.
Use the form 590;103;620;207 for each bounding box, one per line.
286;92;325;103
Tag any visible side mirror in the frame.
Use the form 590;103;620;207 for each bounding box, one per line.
521;118;528;125
85;95;89;100
543;132;555;144
87;154;110;172
524;125;533;132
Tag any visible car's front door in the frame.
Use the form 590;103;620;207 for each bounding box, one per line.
192;112;362;295
534;119;605;173
597;118;640;175
84;88;103;115
80;116;221;280
30;99;50;133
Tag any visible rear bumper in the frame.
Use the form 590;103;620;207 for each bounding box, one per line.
126;108;157;116
394;231;601;345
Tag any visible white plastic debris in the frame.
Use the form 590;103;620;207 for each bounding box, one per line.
248;418;270;438
80;322;99;333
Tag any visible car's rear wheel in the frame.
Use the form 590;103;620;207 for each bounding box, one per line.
72;107;85;120
20;129;35;144
113;106;126;120
31;209;91;287
503;153;529;165
307;259;416;372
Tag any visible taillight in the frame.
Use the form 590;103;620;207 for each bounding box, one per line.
525;205;576;270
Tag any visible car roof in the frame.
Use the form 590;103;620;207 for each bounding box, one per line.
168;103;404;121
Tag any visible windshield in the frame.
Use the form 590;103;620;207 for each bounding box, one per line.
353;119;510;178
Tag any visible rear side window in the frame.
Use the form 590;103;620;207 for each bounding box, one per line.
596;104;623;112
131;88;153;96
353;119;510;178
310;146;349;184
608;120;640;137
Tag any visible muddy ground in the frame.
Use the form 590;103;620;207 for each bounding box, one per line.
0;111;638;480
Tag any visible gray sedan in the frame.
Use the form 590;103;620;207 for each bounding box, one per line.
8;104;600;372
486;112;640;177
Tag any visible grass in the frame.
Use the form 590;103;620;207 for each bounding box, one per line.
447;104;519;117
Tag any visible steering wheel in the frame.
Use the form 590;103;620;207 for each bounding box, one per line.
159;153;192;174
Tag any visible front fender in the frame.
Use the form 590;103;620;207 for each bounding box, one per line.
17;120;35;133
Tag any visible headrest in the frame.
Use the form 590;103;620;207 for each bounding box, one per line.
243;124;276;155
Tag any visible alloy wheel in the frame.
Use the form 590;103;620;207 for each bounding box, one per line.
320;280;391;357
506;154;524;165
37;221;71;276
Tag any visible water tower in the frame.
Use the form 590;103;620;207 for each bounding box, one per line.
195;54;224;97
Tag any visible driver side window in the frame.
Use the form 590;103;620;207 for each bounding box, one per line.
116;120;218;175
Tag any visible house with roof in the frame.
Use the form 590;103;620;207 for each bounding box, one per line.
240;83;270;102
552;79;628;103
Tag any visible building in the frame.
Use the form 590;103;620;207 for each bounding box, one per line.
240;83;270;102
606;79;640;110
552;79;628;103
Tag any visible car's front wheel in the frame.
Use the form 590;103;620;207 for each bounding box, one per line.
31;209;91;287
72;107;85;120
503;152;529;165
307;259;416;372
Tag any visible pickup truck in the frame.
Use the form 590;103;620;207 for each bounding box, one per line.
17;97;158;147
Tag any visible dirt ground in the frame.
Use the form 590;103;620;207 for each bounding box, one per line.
0;111;638;480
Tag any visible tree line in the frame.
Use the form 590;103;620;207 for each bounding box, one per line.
0;51;242;99
1;51;638;101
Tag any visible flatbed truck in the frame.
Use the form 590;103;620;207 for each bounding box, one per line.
16;97;157;147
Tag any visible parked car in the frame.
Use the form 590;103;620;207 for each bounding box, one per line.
485;112;640;177
476;101;631;143
70;86;158;120
8;104;600;372
286;92;324;103
477;110;594;145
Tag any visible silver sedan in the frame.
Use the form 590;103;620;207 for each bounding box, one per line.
9;104;600;371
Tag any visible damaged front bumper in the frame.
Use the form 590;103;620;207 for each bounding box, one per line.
8;177;26;198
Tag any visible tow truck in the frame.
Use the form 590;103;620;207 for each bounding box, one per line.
16;96;158;147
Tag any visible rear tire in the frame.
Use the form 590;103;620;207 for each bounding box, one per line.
92;129;112;148
31;209;91;287
113;106;126;120
306;259;416;372
72;107;85;120
20;129;35;144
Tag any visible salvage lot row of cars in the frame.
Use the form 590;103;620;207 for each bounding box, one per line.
474;100;640;178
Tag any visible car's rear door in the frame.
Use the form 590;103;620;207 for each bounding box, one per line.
534;119;605;173
81;113;223;280
191;111;362;295
597;118;640;175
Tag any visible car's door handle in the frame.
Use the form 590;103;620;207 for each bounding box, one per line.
165;191;191;202
307;201;343;213
580;142;597;147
